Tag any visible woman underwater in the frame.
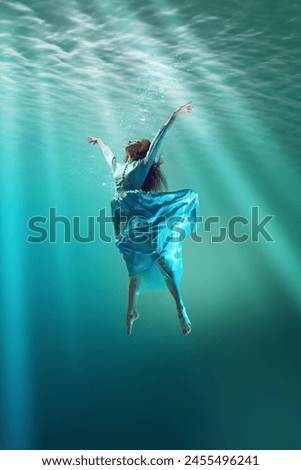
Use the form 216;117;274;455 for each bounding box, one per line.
88;101;199;336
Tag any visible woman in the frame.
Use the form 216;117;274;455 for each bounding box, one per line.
88;101;199;336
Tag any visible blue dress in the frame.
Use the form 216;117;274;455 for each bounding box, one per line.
98;122;200;290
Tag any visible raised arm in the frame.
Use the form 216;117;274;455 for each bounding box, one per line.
87;136;116;171
141;101;193;168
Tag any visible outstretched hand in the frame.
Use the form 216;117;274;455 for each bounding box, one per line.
173;101;193;116
165;101;193;126
87;136;99;145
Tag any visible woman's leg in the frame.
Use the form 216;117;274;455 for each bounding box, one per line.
126;275;142;336
156;257;191;335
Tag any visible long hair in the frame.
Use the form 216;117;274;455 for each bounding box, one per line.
133;139;167;192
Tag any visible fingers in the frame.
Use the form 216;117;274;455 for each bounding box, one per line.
182;100;192;107
174;101;193;114
87;136;98;144
181;101;193;112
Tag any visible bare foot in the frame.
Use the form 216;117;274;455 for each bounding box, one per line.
126;310;139;336
178;309;192;336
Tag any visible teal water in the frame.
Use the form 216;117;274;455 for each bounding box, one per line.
1;0;301;450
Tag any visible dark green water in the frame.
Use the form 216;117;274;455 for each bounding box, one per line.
1;0;301;450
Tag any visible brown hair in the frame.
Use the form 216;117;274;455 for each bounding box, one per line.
133;139;167;192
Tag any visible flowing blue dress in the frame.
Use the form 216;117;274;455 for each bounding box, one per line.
98;122;200;290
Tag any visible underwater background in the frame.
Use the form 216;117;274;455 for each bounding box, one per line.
1;0;301;450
